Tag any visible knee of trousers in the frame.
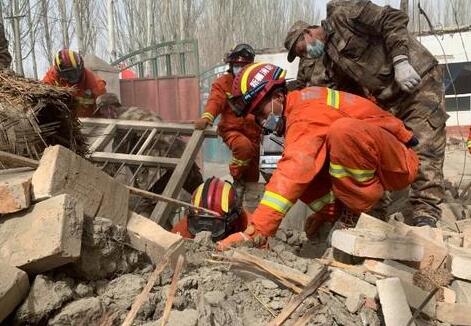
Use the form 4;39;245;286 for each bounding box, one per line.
231;138;258;160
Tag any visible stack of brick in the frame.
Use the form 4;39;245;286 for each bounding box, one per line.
0;145;185;323
328;213;471;325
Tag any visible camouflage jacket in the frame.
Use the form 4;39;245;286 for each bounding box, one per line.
322;0;437;106
296;56;332;88
0;23;12;69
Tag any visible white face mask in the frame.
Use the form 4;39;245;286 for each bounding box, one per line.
232;66;243;75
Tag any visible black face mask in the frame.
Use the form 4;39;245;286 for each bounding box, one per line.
260;99;285;137
59;68;82;84
187;208;241;241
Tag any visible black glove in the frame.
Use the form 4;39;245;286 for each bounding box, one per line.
406;136;419;147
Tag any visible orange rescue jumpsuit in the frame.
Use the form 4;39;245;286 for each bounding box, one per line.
171;209;250;239
42;67;107;118
247;87;419;238
202;74;261;182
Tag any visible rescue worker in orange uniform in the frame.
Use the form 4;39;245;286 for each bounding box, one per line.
217;63;419;249
194;44;261;196
467;127;471;154
171;177;249;241
42;48;107;118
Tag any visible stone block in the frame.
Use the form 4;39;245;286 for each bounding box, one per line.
326;269;377;299
355;213;394;233
0;194;83;273
127;211;184;265
449;255;471;281
32;145;129;226
363;259;415;284
0;172;32;214
0;261;29;323
376;277;414;326
331;228;424;261
451;280;471;304
436;302;471;325
401;280;436;318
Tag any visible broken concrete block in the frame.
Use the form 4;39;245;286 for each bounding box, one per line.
345;294;364;314
0;261;29;323
376;277;414;326
452;280;471;304
440;287;456;304
401;280;436;318
0;172;32;214
463;229;471;248
48;297;104;326
326;269;377;299
355;213;394;233
331;228;424;261
363;259;415;284
0;194;83;273
31;145;129;225
449;255;471;281
389;221;448;269
14;274;74;324
127;211;184;265
436;302;471;325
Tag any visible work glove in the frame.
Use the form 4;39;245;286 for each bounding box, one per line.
304;203;338;240
216;224;267;251
393;55;421;93
194;117;210;130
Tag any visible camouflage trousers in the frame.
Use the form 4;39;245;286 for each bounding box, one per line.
385;66;448;223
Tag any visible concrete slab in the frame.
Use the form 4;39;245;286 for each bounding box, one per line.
0;261;29;323
0;194;83;273
377;277;414;326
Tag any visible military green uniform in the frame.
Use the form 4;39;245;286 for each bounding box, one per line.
298;0;448;223
0;22;12;69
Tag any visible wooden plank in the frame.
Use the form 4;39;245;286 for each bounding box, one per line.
267;267;328;326
161;255;185;326
152;130;205;225
0;151;39;168
89;152;180;168
80;117;218;137
88;123;117;153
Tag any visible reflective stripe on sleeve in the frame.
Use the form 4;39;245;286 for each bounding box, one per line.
308;191;335;213
260;190;293;214
201;112;215;123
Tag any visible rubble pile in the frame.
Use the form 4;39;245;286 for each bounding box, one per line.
0;71;87;162
1;144;471;325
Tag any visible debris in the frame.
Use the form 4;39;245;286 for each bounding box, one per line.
266;267;328;326
363;259;415;284
161;254;185;326
32;145;129;226
0;150;39;168
451;280;471;304
14;274;74;324
0;194;83;273
376;277;414;326
326;269;378;299
0;261;29;323
0;171;32;213
345;294;365;314
48;297;104;326
401;281;437;318
355;213;395;232
436;302;471;325
0;71;86;159
332;228;424;261
126;211;185;265
448;255;471;281
122;255;171;326
153;309;198;326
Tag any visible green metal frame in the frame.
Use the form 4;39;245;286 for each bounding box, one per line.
112;39;199;78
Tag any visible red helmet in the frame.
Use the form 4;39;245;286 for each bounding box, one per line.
188;177;241;240
53;48;84;84
224;43;255;64
229;63;287;117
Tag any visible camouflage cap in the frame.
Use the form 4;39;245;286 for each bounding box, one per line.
284;20;317;63
96;92;120;108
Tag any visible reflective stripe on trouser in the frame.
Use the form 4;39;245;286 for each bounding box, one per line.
223;130;260;182
260;191;293;215
467;139;471;148
325;117;419;213
326;88;340;109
